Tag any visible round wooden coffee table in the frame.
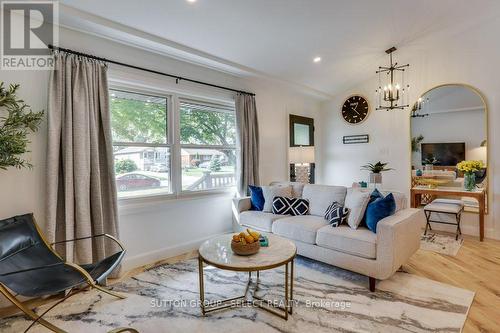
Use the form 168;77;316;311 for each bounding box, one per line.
198;234;296;320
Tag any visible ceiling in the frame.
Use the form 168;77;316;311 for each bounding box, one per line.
59;0;500;97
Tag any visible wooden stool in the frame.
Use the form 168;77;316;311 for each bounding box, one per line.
424;199;464;240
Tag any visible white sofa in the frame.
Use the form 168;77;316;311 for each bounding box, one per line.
232;182;424;291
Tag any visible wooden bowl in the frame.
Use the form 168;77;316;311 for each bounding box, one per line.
231;240;260;256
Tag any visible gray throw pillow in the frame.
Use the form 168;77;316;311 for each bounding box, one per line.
261;185;292;212
269;181;305;198
344;188;371;229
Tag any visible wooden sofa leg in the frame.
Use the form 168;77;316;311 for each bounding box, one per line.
369;277;376;292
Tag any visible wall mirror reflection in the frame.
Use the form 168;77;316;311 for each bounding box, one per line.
410;84;487;211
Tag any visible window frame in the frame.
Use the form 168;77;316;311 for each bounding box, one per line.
178;97;237;193
109;84;237;202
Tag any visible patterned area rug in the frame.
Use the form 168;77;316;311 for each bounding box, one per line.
420;233;464;256
0;257;474;333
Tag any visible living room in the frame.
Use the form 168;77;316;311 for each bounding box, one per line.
0;1;499;332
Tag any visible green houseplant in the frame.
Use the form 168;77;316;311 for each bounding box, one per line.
0;82;44;170
411;135;424;153
361;161;393;185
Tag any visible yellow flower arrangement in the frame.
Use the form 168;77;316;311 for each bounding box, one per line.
456;160;484;174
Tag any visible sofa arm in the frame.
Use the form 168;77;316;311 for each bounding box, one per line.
375;208;424;279
233;197;251;214
232;197;251;226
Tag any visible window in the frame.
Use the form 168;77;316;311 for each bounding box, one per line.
110;88;237;199
110;89;171;198
180;100;236;191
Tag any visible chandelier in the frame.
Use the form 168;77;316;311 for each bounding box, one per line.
375;47;410;111
410;97;429;118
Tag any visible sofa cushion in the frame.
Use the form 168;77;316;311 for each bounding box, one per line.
359;189;385;227
272;196;310;216
239;211;286;232
366;193;396;233
272;215;329;244
344;188;371;229
302;185;347;216
324;201;349;227
269;181;305;198
316;225;377;259
381;190;406;212
261;185;292;212
248;185;265;211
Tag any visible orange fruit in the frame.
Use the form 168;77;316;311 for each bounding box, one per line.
244;235;254;244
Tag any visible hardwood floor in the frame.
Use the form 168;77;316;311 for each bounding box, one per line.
1;235;499;332
406;233;500;332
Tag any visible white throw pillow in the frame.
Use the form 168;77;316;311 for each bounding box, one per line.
261;185;292;212
344;188;371;229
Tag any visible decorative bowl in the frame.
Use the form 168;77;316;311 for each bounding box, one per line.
231;240;260;256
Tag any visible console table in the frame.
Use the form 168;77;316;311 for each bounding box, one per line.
410;186;486;241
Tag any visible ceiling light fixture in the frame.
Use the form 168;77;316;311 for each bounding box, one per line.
410;97;429;118
375;47;410;111
313;57;321;63
187;0;197;3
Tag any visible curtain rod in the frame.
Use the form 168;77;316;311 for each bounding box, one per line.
47;45;255;97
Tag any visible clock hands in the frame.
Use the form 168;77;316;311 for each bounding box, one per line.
343;96;368;124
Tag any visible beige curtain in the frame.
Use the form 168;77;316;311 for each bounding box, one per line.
46;52;120;267
235;93;260;196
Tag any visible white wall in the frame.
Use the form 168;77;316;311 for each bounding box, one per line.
318;15;500;240
0;27;322;272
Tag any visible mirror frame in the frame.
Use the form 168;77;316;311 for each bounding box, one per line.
409;83;489;212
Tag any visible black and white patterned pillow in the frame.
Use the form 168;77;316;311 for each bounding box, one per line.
272;196;309;216
324;201;350;227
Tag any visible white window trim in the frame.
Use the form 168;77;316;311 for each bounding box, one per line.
109;83;237;204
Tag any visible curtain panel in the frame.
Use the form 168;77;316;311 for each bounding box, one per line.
46;52;120;267
235;94;260;196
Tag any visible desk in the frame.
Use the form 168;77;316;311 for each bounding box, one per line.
410;186;486;241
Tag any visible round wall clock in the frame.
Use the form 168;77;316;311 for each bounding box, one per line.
341;95;369;124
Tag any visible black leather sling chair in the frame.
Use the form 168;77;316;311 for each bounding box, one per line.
0;213;128;333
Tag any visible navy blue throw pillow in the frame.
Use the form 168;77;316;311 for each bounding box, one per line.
370;188;384;202
359;189;384;227
324;201;349;227
248;185;265;211
272;196;309;216
366;193;396;233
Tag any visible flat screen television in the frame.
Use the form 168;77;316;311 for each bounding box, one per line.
421;142;465;166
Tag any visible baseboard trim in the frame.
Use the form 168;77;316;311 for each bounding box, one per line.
122;230;233;272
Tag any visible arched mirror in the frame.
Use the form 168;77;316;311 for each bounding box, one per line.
410;84;488;210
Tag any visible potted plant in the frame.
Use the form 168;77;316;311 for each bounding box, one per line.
422;155;439;172
411;135;424;153
457;160;484;191
0;82;44;170
361;161;393;185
